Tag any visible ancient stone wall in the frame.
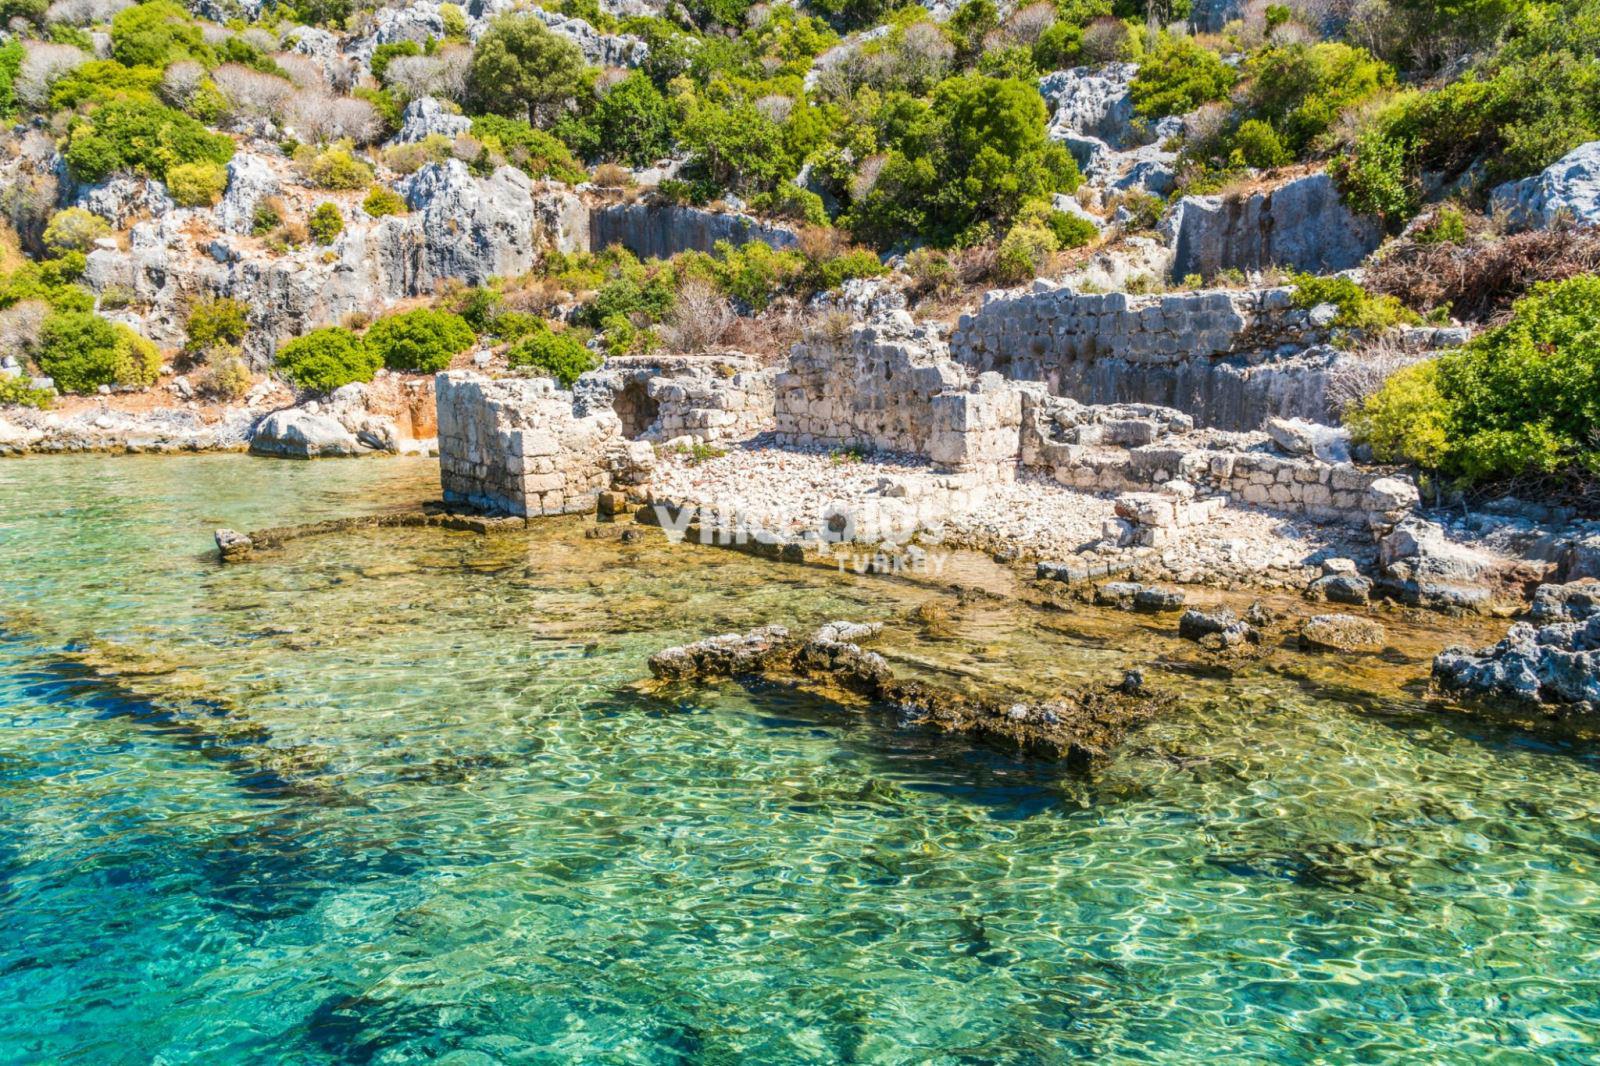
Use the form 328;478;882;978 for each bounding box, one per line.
577;354;776;443
772;313;1021;473
436;371;649;517
950;283;1453;430
1019;392;1413;524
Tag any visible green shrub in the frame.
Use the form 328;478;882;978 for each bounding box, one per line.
1349;276;1600;485
1226;119;1291;169
748;186;830;227
63;98;235;184
362;186;408;217
1291;273;1418;330
197;352;252;401
42;208;111;255
1044;208;1099;249
559;70;674;167
308;203;343;244
185;296;249;350
1414;205;1468;245
470;115;587;183
36;312;160;393
1130;37;1236;118
111;0;210;69
1243;43;1394;155
370;40;422;83
0;39;22;120
302;149;373;189
0;374;53;408
364;308;475;372
275;327;380;392
995;217;1059;284
506;326;600;387
166;161;229;207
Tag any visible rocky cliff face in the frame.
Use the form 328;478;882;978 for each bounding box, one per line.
1165;172;1384;281
589;203;801;260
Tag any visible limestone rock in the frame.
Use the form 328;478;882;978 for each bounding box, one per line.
1040;63;1139;149
1376;516;1496;611
215;528;253;562
1178;606;1258;648
590;202;800;260
75;176;174;230
1306;572;1373;605
393;96;473;144
1266;417;1351;462
249;407;365;458
398;161;540;287
213;153;280;235
1166;172;1383;280
1530;581;1600;623
1299;612;1386;652
1433;616;1600;716
1489;141;1600;231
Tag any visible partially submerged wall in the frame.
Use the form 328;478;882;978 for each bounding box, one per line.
436;371;650;517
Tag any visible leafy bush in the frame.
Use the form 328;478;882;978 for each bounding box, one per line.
1291;273;1418;330
308;203;344;244
36;312;160;393
0;373;53;408
42;208;111;255
560;70;674;167
302;148;373;189
63;98;234;184
197;352;252;401
748;186;830;226
362;186;408;217
185;296;249;351
275;327;380;392
166;161;228;207
1243;43;1394;155
1130;37;1236;119
1349;276;1600;485
1414;206;1468;244
995;216;1058;284
506;326;600;387
1226;119;1291;169
364;308;475;372
1045;207;1099;249
470;115;587;182
111;1;210;69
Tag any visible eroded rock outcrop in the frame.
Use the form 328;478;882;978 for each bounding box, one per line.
648;621;1170;765
1165;172;1383;281
1434;613;1600;719
1490;141;1600;231
590;202;799;260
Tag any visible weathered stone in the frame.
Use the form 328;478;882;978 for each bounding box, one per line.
214;528;253;561
1299;613;1386;652
1433;616;1600;717
1307;572;1373;605
1530;581;1600;623
1489;141;1600;231
249;408;365;459
392;95;472;143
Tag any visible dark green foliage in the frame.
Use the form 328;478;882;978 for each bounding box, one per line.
467;15;589;126
185;296;249;351
0;374;53;409
1226;119;1291;169
63;98;234;184
1044;208;1099;249
471;115;588;182
1244;43;1394;155
111;1;211;68
1130;37;1236;118
0;40;23;119
36;312;158;394
560;72;674;167
275;327;381;392
0;0;47;31
848;75;1081;248
364;308;475;372
506;326;600;386
308;203;343;244
805;0;894;29
1349;275;1600;485
290;0;352;27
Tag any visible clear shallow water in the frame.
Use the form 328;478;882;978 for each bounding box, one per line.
1;455;1598;1065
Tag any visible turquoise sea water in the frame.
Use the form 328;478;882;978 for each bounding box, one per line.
1;454;1598;1065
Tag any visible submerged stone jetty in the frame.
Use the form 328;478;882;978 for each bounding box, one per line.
648;621;1169;765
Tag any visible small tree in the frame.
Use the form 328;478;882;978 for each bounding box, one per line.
36;311;160;393
467;15;589;127
185;295;249;350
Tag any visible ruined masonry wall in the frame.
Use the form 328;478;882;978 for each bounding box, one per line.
773;314;1021;473
436;372;624;517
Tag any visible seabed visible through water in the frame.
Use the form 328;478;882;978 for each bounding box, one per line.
0;453;1597;1064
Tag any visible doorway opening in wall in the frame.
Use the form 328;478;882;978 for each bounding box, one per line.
616;379;660;439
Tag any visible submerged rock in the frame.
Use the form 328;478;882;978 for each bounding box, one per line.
1178;606;1259;650
648;621;1170;766
215;528;253;562
1299;613;1386;653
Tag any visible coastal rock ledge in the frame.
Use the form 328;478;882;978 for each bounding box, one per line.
648;621;1169;765
1433;584;1600;718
